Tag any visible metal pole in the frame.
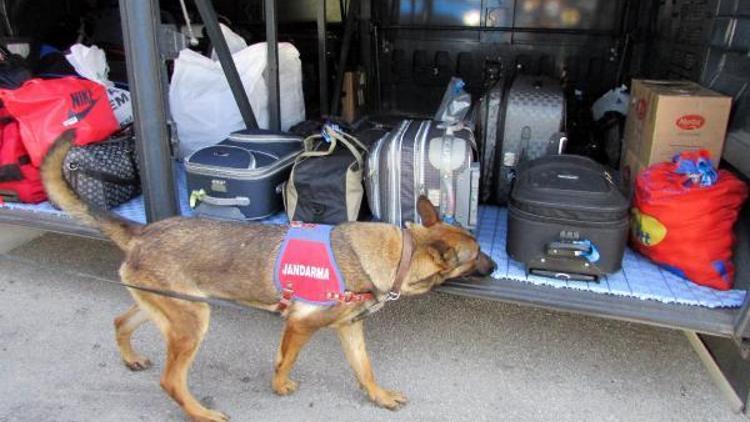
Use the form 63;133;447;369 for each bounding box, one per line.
194;0;259;129
330;0;360;116
265;0;280;131
317;0;329;116
119;0;177;222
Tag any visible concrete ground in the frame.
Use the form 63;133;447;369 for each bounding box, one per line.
0;233;745;422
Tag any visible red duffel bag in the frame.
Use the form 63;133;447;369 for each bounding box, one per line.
0;108;46;203
0;76;118;167
631;150;748;290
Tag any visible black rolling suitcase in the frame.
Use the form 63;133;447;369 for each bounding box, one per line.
507;155;629;281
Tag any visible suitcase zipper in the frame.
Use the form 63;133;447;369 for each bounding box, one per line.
185;152;298;180
228;133;302;143
394;120;405;226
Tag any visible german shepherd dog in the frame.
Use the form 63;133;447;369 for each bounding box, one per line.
41;133;496;421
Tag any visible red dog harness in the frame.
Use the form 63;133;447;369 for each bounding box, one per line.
274;223;374;311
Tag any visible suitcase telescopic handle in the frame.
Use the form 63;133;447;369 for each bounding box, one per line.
200;195;251;207
546;241;591;258
189;189;250;208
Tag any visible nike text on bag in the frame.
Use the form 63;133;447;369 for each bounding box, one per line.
0;77;119;167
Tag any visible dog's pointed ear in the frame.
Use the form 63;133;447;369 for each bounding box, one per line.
417;196;441;227
426;240;459;269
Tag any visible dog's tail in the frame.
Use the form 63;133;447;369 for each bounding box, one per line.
41;131;141;251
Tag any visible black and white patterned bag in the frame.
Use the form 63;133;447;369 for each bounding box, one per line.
62;132;141;210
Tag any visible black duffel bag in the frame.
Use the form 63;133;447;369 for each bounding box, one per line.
62;129;141;210
284;125;368;224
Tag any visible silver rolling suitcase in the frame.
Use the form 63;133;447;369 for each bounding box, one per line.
366;120;480;229
477;78;505;203
496;75;566;204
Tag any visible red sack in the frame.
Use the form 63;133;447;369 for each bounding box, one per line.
0;77;118;167
631;150;748;290
0;108;45;203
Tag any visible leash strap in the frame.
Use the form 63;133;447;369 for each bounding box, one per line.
0;253;259;312
1;229;414;319
2;253;378;314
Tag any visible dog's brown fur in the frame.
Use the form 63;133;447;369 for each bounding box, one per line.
41;133;495;421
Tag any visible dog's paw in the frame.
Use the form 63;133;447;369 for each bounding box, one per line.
272;377;298;396
190;409;229;422
124;356;152;371
370;388;408;410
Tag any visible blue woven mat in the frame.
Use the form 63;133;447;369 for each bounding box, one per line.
0;163;288;225
477;206;746;309
3;166;745;308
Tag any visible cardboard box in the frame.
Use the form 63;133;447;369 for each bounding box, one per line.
620;148;646;196
341;71;365;123
621;80;732;182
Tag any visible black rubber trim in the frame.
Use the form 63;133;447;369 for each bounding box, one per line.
438;277;738;337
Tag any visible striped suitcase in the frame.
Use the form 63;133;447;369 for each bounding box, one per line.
365;119;479;229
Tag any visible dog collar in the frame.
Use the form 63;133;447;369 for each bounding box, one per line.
387;229;414;301
350;229;414;323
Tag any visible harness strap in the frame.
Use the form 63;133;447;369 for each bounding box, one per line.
275;228;414;313
275;288;375;312
276;285;295;312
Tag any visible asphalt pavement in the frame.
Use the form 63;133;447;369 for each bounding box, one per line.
0;233;745;422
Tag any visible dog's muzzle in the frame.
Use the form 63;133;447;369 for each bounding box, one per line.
475;252;496;276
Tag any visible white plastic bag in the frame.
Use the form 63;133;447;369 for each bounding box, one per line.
65;43;133;129
210;23;248;59
592;84;629;121
65;44;112;87
434;77;471;125
169;39;306;159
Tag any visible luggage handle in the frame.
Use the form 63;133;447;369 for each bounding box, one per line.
546;241;591;258
529;268;598;282
202;195;250;207
297;125;367;168
68;166;138;186
545;239;600;264
189;189;250;208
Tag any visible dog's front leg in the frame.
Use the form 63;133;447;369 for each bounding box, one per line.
272;319;318;396
335;320;407;410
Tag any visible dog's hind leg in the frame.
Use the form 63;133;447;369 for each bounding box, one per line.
114;304;152;371
335;320;407;410
130;290;228;422
272;319;319;396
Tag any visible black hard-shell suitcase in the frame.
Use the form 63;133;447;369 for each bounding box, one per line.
185;129;303;220
507;155;629;281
